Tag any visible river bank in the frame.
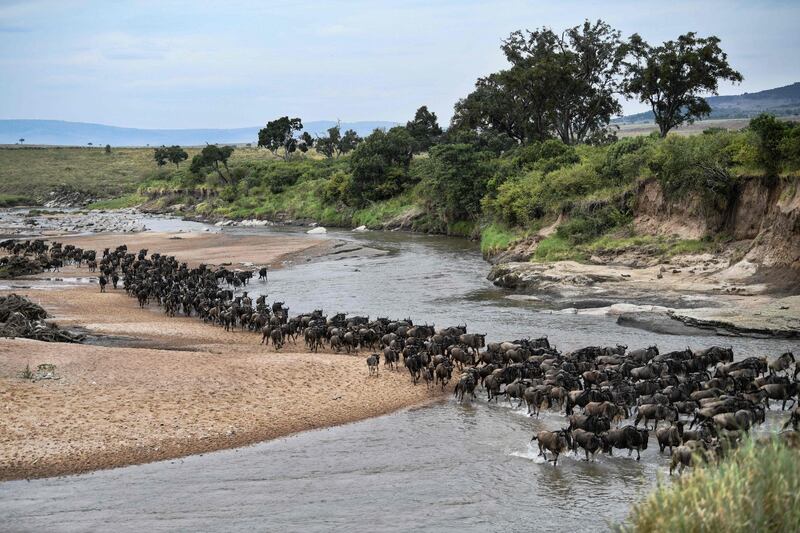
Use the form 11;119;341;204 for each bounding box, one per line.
0;230;439;481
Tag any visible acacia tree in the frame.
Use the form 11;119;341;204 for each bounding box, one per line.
166;145;188;168
623;32;743;137
316;123;361;158
406;105;442;153
190;144;235;184
153;146;169;167
257;116;304;160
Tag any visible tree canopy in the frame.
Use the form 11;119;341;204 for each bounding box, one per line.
316;123;361;158
406;106;443;153
348;126;414;204
623;32;743;137
258;117;305;160
190;144;235;184
452;20;626;145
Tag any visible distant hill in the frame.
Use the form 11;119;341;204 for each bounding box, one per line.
616;82;800;124
0;119;399;147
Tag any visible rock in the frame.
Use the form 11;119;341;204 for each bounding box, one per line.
307;227;327;234
353;225;368;232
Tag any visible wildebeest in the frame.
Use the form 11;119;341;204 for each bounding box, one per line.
634;404;678;430
531;428;572;466
366;353;379;376
601;426;649;460
656;422;684;454
571;429;602;461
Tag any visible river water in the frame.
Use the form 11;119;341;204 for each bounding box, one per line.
1;219;797;532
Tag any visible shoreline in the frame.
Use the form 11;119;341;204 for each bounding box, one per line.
0;231;444;481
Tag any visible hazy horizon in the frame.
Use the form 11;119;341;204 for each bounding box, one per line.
2;0;799;129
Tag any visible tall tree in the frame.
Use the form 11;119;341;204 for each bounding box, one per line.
406;105;443;153
153;146;169;167
452;20;625;145
257;117;304;160
316;123;361;158
190;144;235;184
349;127;414;204
623;32;743;137
166;145;188;168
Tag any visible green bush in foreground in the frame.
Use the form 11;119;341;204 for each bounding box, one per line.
624;438;800;532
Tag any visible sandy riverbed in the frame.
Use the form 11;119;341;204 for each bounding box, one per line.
0;232;442;481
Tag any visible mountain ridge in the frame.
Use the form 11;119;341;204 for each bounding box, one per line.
0;119;399;147
616;82;800;123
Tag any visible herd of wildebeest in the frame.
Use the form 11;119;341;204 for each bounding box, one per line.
3;237;799;474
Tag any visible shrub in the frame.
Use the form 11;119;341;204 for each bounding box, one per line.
624;438;800;532
649;132;739;210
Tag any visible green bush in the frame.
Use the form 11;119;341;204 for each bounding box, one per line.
624;438;800;532
649;132;739;209
556;204;631;244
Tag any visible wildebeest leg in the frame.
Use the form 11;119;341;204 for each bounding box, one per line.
552;452;559;466
636;447;641;461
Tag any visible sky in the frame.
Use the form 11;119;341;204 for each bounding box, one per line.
1;0;798;129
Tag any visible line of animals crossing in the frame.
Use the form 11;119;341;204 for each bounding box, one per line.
3;237;798;474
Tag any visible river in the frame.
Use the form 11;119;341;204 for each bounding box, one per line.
0;218;797;532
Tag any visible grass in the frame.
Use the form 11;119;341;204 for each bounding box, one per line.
623;438;800;532
480;223;521;256
87;193;146;210
0;145;294;202
531;234;587;262
0;193;34;207
352;193;416;229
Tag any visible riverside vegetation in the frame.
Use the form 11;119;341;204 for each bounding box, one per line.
1;21;799;260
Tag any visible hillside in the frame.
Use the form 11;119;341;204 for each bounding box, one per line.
618;82;800;123
0;120;399;147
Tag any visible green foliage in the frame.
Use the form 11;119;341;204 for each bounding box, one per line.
532;235;586;262
480;223;521;256
190;145;235;184
452;19;625;145
556;204;632;244
257;116;305;160
416;143;494;225
316;123;361;158
748;113;800;176
87;193;146;210
508;139;580;173
624;438;800;532
406;105;443;153
598;135;656;184
348;126;415;205
623;32;743;137
649;132;739;208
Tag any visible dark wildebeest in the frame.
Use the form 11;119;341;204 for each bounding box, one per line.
568;414;611;434
434;362;452;391
531;428;572;466
760;382;799;410
454;373;477;403
571;429;602;461
601;425;649;460
366;353;379;376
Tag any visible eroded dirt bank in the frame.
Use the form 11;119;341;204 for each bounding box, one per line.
0;232;441;481
487;176;800;337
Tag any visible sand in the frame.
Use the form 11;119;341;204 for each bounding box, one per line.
0;232;443;481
